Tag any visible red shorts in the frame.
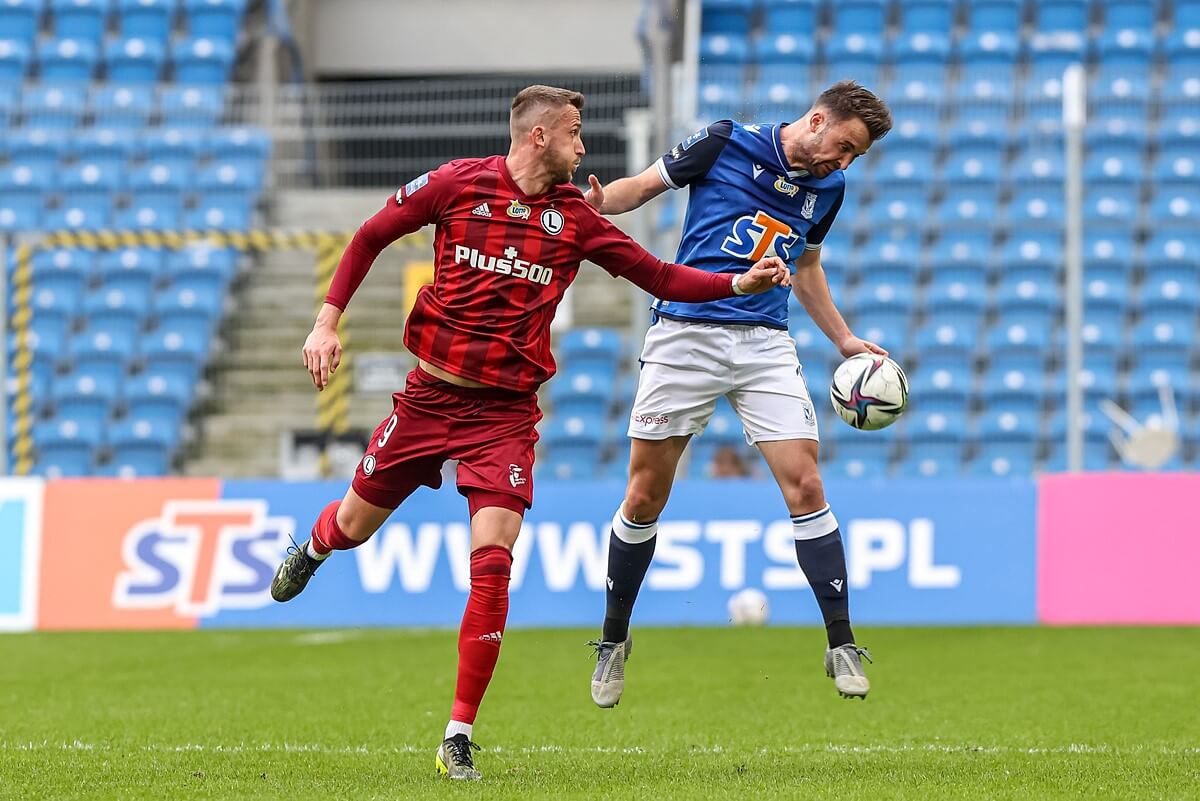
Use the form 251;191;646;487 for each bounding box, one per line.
351;366;542;511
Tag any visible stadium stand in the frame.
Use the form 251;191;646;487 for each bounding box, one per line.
3;0;264;477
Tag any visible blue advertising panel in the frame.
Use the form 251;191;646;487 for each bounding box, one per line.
0;478;43;632
203;477;1037;628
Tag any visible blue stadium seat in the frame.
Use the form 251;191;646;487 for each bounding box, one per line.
906;407;968;444
103;442;171;476
159;84;224;126
981;364;1046;409
966;0;1021;33
138;126;204;168
1083;145;1142;184
935;188;998;230
21;84;87;128
558;327;622;369
50;0;110;38
60;160;123;193
1143;233;1200;277
827;438;891;479
1127;363;1192;408
967;443;1036;477
1173;0;1200;28
156;285;221;321
940;146;1003;184
1160;65;1200;104
1006;186;1064;228
1163;27;1200;67
897;443;964;479
205;126;271;165
1139;276;1200;317
999;232;1062;273
927;231;991;276
106;36;165;82
110;412;177;450
186;194;251;230
871;145;936;185
1102;0;1156;31
855;233;920;276
37;37;98;81
43;399;109;445
997;274;1060;318
26;310;71;360
32;247;94;280
117;0;175;39
143;313;210;360
699;33;750;65
6;129;67;170
71;317;140;361
52;366;122;407
701;0;753;35
548;367;616;419
865;188;929;227
914;321;976;358
171;36;234;83
88;83;153;127
0;0;40;40
986;319;1052;357
117;196;182;230
888;62;940;107
125;396;185;442
33;273;84;317
44;198;113;230
1152;149;1198;185
125;368;194;406
540;413;606;451
1083;273;1128;322
698;79;743;122
166;244;237;283
0;165;47;230
34;441;95;477
182;0;243;40
0;39;30;82
974;408;1040;444
70;127;134;170
831;0;886;34
887;117;938;152
889;32;951;68
1085;117;1147;151
1148;187;1200;229
762;0;817;34
85;283;152;323
1090;66;1152;114
1093;27;1154;67
1078;314;1124;356
956;31;1020;67
899;0;954;34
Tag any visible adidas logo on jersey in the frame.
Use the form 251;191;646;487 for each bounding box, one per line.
471;203;492;217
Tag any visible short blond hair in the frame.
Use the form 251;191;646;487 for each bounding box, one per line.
510;85;585;135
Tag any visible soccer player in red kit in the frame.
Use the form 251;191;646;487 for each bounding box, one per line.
268;85;790;781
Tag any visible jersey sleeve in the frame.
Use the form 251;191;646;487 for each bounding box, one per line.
577;204;663;277
804;184;845;250
654;120;734;190
324;162;458;310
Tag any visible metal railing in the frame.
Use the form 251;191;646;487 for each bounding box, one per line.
224;74;648;188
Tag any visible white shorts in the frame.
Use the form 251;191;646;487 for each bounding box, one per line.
626;317;820;444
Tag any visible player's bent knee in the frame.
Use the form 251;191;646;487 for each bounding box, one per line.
783;473;827;515
338;487;395;542
623;483;669;522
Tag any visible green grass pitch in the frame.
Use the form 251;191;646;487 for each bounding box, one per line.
1;627;1197;800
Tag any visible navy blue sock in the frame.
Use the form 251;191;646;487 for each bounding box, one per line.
793;521;854;649
601;511;657;643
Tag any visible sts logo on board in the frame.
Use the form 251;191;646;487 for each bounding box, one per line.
113;500;294;618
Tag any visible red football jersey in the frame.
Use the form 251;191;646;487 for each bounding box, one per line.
327;156;735;392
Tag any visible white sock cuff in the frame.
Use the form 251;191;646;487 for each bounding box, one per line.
612;508;658;544
791;504;839;540
445;720;473;740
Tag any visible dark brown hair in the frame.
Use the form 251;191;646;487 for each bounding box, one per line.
510;85;585;132
815;80;892;142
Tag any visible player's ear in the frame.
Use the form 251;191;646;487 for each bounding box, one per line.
809;111;824;131
530;124;546;148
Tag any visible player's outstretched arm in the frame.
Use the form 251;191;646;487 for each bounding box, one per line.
583;165;669;215
303;302;344;392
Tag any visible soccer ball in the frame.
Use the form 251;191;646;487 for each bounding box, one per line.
830;353;909;431
727;587;770;626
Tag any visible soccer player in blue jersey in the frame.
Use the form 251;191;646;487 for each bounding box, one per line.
585;81;893;705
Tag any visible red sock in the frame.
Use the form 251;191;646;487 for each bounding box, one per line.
450;546;513;725
309;501;360;554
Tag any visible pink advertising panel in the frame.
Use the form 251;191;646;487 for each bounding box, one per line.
1038;473;1200;624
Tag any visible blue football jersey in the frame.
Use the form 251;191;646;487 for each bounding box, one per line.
650;121;845;329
